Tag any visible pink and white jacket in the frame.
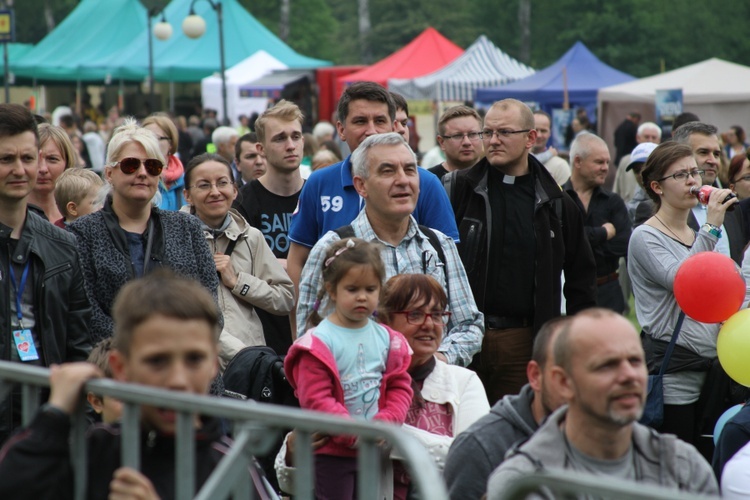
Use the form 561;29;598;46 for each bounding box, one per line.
285;324;413;457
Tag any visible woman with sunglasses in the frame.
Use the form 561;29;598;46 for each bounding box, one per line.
181;153;294;369
69;118;218;342
275;274;489;497
143;113;185;211
29;124;76;223
628;141;738;446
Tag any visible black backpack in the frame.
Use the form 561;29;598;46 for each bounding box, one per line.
222;346;297;407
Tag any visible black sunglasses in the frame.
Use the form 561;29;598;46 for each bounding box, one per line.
111;157;164;176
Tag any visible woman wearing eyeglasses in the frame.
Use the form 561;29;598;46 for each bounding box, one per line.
181;153;294;369
628;141;738;446
275;273;489;498
142;114;185;211
69;119;218;342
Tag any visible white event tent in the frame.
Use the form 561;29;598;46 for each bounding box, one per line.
388;35;534;102
598;58;750;145
201;50;288;126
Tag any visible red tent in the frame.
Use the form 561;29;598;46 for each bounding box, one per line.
339;27;464;91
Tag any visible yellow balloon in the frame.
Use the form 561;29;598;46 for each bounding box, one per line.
718;309;750;387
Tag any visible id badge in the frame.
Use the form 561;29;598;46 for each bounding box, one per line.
12;329;39;362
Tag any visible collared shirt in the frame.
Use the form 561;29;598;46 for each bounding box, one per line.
563;182;632;277
296;210;483;367
288;155;460;248
692;204;731;258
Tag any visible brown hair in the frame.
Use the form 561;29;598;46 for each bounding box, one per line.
39;123;76;170
489;99;535;129
87;338;115;379
641;141;695;208
728;153;747;185
379;274;447;325
255;99;304;145
112;269;220;356
438;105;482;136
142;113;179;156
54;168;104;218
337;82;395;124
306;238;385;329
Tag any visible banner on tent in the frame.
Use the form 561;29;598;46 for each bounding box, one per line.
655;89;683;137
552;109;574;151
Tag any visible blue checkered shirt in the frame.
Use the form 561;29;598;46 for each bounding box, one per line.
296;210;483;366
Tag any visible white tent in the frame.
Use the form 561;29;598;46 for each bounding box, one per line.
201;50;288;126
388;35;533;102
598;58;750;148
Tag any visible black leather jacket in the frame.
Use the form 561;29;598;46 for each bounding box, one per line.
449;155;596;333
0;210;92;442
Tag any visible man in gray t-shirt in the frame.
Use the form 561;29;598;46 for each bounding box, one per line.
487;308;717;499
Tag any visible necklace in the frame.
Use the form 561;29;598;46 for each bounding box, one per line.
654;215;692;246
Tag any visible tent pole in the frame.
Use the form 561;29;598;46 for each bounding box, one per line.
3;41;8;103
76;80;82;117
118;79;124;112
216;1;228;125
170;81;174;114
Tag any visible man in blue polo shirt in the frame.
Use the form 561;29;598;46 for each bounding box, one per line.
286;82;459;297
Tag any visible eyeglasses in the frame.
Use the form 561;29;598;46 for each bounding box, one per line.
190;179;234;192
482;129;531;140
110;157;164;176
391;310;451;325
656;169;705;182
734;174;750;184
442;132;483;143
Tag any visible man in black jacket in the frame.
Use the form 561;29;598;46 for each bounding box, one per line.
446;99;596;403
0;104;92;443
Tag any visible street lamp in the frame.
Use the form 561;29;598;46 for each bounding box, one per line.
148;8;172;113
182;0;228;125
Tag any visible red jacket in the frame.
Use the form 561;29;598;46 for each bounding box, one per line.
285;323;413;457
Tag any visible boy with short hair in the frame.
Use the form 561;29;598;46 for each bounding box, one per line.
53;168;104;228
85;338;121;424
0;270;255;499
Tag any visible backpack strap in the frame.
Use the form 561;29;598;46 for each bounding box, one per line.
224;238;238;257
442;170;458;206
417;225;449;304
333;225;356;240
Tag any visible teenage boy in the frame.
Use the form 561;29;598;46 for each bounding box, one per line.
0;271;257;499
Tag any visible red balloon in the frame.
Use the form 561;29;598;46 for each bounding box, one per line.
674;252;745;323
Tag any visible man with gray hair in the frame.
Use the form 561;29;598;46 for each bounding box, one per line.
296;132;483;366
564;133;631;313
613;121;662;204
487;308;717;499
670;122;748;264
211;125;240;182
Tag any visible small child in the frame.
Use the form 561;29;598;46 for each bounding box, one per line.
85;338;122;424
53;168;104;228
285;238;413;499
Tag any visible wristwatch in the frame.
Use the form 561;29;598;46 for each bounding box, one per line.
701;223;722;238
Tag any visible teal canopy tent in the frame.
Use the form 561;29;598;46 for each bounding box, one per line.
11;0;147;82
81;0;330;83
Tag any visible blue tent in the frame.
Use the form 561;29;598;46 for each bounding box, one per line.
81;0;330;83
474;42;634;112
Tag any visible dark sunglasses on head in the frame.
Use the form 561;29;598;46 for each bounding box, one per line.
111;157;164;176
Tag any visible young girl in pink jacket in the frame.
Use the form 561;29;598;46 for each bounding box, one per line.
285;238;413;500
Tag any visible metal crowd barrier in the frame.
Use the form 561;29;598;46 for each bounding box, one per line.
0;361;448;500
497;469;716;500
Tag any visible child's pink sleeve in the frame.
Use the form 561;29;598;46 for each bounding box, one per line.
372;335;413;425
290;352;358;448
